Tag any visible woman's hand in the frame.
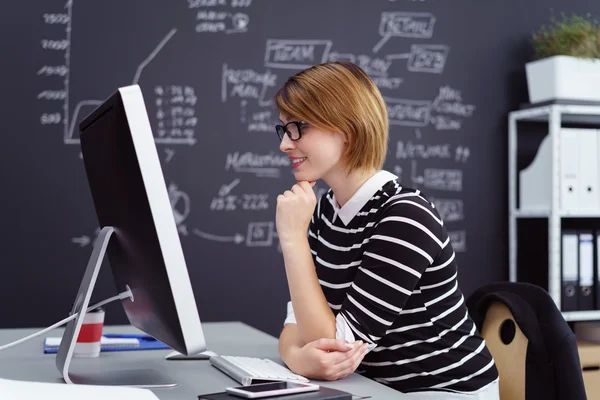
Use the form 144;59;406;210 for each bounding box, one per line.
285;338;369;381
276;181;316;245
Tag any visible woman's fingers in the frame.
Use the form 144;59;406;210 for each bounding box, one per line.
333;343;369;379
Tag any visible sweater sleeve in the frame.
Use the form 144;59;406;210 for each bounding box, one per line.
337;197;444;346
307;192;323;264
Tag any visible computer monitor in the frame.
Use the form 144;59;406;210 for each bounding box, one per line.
55;84;206;388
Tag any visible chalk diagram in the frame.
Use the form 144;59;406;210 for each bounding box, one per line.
50;3;470;252
38;2;196;146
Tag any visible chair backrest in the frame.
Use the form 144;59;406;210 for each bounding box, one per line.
480;301;526;400
467;281;587;400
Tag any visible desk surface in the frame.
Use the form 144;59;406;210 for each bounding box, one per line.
0;322;401;400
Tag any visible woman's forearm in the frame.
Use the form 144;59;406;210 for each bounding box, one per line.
281;237;336;343
278;324;304;369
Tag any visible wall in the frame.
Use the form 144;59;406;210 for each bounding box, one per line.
2;0;598;337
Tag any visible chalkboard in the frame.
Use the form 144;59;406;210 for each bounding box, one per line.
3;0;598;337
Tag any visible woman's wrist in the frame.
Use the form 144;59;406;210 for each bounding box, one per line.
278;233;308;249
281;343;301;371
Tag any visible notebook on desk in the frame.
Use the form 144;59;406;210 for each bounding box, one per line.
43;334;170;353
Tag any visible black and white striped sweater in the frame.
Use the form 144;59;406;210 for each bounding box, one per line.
299;170;498;393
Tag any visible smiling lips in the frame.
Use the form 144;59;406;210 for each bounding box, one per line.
290;157;307;169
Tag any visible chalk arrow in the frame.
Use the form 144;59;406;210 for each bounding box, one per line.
193;229;244;244
71;235;90;247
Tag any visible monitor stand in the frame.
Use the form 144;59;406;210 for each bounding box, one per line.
55;226;177;388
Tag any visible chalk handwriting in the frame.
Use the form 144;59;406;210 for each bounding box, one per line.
43;13;69;24
433;85;476;117
396;140;451;160
247;222;276;247
380;12;436;38
429;197;464;222
154;85;197;145
41;39;69;50
40;113;61;124
265;39;333;69
248;110;278;133
383;85;475;130
372;77;403;90
408;45;449;74
430;115;461;130
225;151;289;178
37;90;67;100
210;179;269;213
328;52;391;76
222;64;277;103
455;146;470;163
37;65;68;76
210;194;269;212
187;0;252;7
385;97;432;127
424;169;463;191
189;0;251;33
188;0;227;7
429;85;476;130
374;12;436;53
396;141;471;163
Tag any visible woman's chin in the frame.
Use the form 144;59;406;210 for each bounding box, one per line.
294;170;318;182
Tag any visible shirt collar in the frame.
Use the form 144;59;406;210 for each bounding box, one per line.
330;170;398;226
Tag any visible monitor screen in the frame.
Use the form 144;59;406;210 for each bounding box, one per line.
78;85;206;356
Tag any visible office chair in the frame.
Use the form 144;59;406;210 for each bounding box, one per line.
466;281;587;400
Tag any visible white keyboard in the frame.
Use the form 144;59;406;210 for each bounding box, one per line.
209;355;309;386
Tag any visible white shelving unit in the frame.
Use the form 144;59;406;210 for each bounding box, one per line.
509;103;600;322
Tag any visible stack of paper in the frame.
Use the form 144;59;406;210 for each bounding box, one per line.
0;377;159;400
43;333;176;354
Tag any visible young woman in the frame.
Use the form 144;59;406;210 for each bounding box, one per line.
274;61;499;398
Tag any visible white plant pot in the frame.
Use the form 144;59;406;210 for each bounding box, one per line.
526;55;600;103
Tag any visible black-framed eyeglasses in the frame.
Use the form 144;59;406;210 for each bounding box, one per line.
275;121;308;142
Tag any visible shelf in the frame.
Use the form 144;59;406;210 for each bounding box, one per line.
563;310;600;322
510;103;600;125
510;102;600;323
513;210;550;218
513;210;600;218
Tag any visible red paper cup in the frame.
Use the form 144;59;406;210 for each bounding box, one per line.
74;307;105;358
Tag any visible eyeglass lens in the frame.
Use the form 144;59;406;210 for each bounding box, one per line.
277;122;302;141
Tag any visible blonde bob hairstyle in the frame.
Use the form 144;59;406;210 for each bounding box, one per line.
274;61;388;174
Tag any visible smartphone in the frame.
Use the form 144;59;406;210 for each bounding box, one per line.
225;381;320;398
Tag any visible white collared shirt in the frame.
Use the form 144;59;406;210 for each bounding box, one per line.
329;170;398;226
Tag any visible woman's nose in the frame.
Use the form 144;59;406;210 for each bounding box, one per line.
279;133;295;152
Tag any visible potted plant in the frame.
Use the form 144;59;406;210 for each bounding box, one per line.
526;12;600;103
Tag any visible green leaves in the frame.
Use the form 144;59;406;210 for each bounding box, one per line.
532;12;600;60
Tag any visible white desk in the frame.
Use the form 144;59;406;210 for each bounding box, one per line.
0;322;402;399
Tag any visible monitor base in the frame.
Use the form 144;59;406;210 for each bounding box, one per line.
68;369;177;388
55;226;178;388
